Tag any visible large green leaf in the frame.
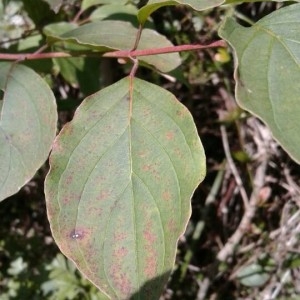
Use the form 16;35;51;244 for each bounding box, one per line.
45;77;205;299
81;0;128;11
47;20;181;73
89;4;138;21
219;4;300;163
225;0;299;3
137;0;224;25
0;63;57;201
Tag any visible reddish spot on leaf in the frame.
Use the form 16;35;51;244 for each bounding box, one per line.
143;225;158;278
143;228;156;244
88;206;102;216
176;109;185;118
162;191;171;201
109;265;133;297
174;148;183;159
114;246;128;258
142;108;151;118
62;197;70;204
114;232;128;242
165;131;174;140
138;151;147;158
65;175;73;185
142;164;152;171
145;254;157;278
167;219;177;234
97;190;111;201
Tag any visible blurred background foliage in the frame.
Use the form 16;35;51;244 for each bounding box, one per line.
1;0;300;299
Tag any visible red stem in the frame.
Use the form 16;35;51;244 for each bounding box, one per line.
0;40;226;61
104;40;227;58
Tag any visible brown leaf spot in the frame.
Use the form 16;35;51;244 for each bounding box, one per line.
167;219;177;234
109;265;132;297
114;232;128;242
143;223;158;278
88;206;102;216
62;197;70;204
166;131;174;140
143;228;156;244
138;151;147;158
65;175;73;185
97;190;111;201
145;254;157;278
143;108;151;117
174;148;183;159
162;191;171;201
142;164;152;171
176;109;185;118
114;246;128;258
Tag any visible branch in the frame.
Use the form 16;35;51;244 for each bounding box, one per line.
103;40;227;58
0;40;227;61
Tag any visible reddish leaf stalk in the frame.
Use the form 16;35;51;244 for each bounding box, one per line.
103;40;227;58
0;40;226;61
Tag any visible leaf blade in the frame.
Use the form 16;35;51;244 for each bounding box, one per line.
48;20;182;73
45;77;205;298
219;4;300;163
0;63;57;201
137;0;224;25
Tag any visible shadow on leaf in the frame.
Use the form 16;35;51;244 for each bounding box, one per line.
129;271;171;300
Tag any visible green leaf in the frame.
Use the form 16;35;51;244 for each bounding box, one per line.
90;4;138;21
89;4;145;27
44;22;78;37
225;0;299;3
44;22;91;51
45;77;205;299
0;63;57;201
137;0;224;25
219;4;300;163
81;0;128;11
48;20;181;73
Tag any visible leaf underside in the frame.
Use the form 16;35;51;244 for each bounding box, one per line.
45;77;206;299
219;3;300;163
47;20;181;73
0;62;57;201
137;0;224;25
